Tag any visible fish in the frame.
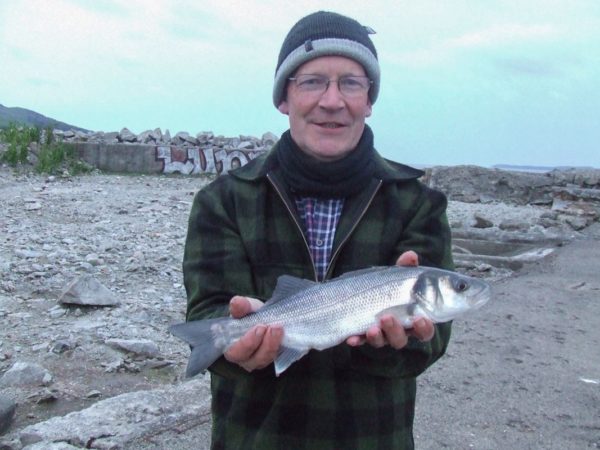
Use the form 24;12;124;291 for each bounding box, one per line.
170;265;491;377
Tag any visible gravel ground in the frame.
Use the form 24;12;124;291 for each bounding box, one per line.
0;170;211;436
1;169;597;449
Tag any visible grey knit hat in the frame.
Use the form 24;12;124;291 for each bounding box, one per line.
273;11;380;107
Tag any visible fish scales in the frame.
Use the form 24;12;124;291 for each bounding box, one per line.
234;267;417;348
171;265;491;377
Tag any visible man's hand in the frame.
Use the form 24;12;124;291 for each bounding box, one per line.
346;250;435;348
223;295;283;372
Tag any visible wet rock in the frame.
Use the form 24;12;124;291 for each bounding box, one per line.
24;203;41;211
84;253;103;266
105;339;160;358
563;216;591;231
85;390;102;399
47;305;67;319
58;275;120;306
552;198;599;219
499;219;530;231
18;378;210;449
28;388;58;404
0;394;16;435
472;214;494;229
50;339;75;354
0;362;52;387
22;442;81;449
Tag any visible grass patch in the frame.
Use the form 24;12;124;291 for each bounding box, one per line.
0;123;92;174
35;142;92;175
0;124;39;164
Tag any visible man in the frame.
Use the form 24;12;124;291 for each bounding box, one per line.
183;11;453;449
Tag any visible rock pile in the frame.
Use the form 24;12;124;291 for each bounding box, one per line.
52;128;279;152
425;165;600;232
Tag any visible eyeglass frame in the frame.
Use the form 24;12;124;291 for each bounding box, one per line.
287;74;373;97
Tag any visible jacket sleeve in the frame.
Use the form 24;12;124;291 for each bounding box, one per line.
182;179;271;379
350;184;454;378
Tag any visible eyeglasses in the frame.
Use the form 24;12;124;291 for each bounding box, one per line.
288;74;372;97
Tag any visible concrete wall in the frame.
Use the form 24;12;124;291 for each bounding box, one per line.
69;142;265;175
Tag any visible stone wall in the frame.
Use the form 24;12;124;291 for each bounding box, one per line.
33;128;600;228
55;127;276;176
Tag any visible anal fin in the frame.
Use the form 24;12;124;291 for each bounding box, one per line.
274;346;308;376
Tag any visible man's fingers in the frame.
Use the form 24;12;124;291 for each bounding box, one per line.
396;250;419;267
408;317;435;342
379;315;409;349
244;325;283;370
346;335;366;346
365;325;386;348
224;325;266;363
229;296;264;318
224;325;284;372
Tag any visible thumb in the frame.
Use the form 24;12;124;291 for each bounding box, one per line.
396;250;419;267
229;295;264;318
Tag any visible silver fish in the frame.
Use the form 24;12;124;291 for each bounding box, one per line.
170;266;491;377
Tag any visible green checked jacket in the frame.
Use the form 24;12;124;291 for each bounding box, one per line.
183;142;454;450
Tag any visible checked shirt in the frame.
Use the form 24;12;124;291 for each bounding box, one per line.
294;197;344;281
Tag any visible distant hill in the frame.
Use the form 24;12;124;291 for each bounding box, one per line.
0;103;89;132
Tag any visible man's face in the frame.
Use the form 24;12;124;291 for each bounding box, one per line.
278;56;373;162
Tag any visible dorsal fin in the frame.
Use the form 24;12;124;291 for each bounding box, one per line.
265;275;317;306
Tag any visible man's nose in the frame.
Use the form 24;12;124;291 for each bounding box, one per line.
318;80;345;109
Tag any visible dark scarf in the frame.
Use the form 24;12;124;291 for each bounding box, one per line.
276;125;376;198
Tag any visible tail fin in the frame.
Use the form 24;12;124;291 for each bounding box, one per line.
170;318;230;378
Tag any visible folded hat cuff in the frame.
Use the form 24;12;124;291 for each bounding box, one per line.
273;38;380;107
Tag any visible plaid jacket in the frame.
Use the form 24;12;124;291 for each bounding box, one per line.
183;143;454;450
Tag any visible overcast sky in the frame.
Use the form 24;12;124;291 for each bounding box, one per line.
1;0;599;168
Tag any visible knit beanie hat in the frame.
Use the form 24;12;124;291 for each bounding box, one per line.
273;11;380;107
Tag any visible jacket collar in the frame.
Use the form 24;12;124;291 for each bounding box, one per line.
230;139;424;183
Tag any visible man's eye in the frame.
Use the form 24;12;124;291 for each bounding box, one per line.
340;78;363;88
300;77;324;86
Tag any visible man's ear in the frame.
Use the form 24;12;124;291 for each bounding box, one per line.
278;101;289;115
365;101;372;118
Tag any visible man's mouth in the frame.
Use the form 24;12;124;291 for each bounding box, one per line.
316;122;344;129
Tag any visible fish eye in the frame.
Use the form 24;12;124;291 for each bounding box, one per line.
454;279;470;292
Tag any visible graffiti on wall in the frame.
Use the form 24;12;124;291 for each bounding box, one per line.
156;146;264;175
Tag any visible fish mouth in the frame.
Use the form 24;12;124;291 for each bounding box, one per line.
468;284;492;309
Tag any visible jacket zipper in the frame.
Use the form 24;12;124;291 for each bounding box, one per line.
266;173;319;282
324;179;383;280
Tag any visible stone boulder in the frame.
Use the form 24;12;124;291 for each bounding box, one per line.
425;165;556;205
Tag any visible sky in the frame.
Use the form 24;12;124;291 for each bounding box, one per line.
1;0;599;168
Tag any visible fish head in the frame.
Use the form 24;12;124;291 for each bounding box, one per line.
412;269;491;323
